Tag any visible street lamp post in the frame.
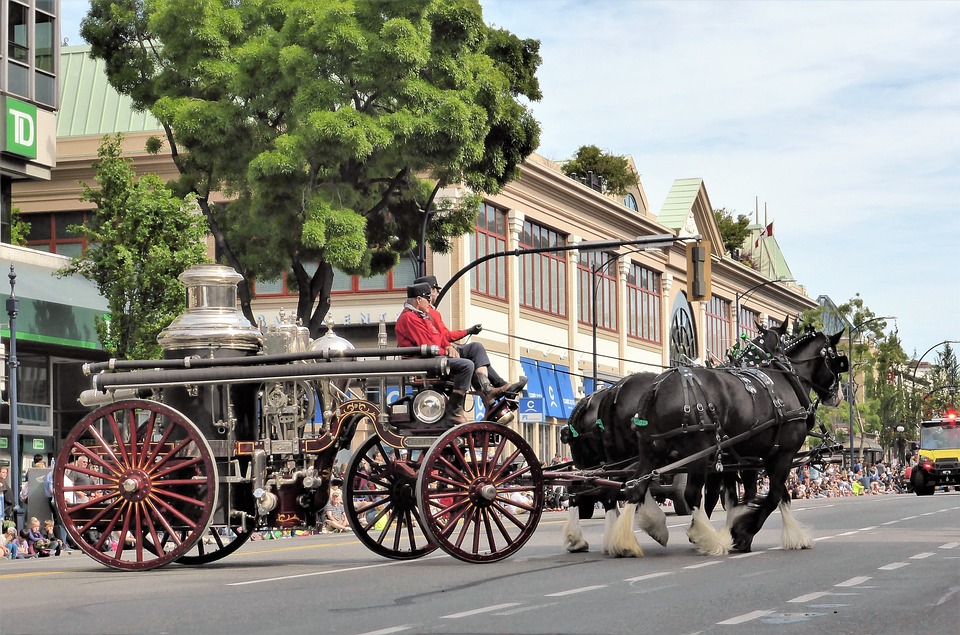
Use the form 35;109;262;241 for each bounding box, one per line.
590;246;650;391
5;266;21;531
734;277;794;345
846;316;895;471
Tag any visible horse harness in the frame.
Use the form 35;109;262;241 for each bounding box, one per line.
633;360;816;476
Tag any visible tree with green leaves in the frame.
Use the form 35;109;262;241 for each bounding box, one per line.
81;0;542;336
811;293;907;460
560;145;637;195
59;134;209;360
713;208;751;258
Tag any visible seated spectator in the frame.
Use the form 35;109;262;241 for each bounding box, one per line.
22;516;60;557
42;519;66;554
322;490;351;533
5;526;27;559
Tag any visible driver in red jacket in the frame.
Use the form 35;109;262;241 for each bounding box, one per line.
395;283;474;423
414;275;526;403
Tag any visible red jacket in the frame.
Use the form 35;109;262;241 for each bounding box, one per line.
427;306;468;348
395;306;446;349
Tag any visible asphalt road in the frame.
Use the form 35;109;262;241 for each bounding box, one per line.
2;492;958;635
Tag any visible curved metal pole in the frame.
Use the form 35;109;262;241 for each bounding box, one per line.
435;233;680;306
589;245;651;391
910;340;960;420
734;276;793;343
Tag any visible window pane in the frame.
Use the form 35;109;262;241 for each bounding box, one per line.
55;242;83;258
37;0;55;12
35;13;54;72
357;272;387;290
255;277;284;295
36;71;55;106
55;212;87;239
27;213;51;240
9;2;28;61
8;62;28;96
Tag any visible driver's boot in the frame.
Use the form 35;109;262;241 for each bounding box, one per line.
443;390;469;425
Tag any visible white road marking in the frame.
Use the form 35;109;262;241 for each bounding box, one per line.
684;561;722;569
730;551;763;558
836;531;857;536
878;562;909;571
227;559;410;586
624;571;673;582
858;526;877;531
814;535;835;541
910;552;935;559
934;586;960;606
835;576;872;587
441;603;521;619
902;515;919;520
545;584;607;597
939;542;960;550
353;627;415;635
788;591;831;603
717;609;774;625
881;520;899;525
493;603;558;616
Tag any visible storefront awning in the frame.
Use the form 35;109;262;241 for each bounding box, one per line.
519;357;577;419
0;257;107;350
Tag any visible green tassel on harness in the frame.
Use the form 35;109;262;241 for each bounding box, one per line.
567;423;579;438
632;416;648;428
595;419;605;432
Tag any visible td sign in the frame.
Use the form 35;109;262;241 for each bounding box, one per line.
5;97;37;159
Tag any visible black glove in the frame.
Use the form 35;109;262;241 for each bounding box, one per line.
467;324;482;335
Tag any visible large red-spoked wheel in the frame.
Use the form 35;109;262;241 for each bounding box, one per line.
53;400;218;571
344;435;437;559
416;423;543;563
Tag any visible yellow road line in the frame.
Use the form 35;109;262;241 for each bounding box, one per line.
0;571;65;580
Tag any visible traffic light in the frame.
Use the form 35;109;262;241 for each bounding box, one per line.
686;240;711;301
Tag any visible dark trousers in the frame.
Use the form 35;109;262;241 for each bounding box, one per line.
446;357;475;393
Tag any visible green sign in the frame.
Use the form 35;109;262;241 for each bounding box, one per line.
0;437;7;449
6;97;37;159
32;438;44;450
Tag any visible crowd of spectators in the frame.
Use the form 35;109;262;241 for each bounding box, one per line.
785;461;909;499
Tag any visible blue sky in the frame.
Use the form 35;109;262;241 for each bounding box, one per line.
59;1;960;358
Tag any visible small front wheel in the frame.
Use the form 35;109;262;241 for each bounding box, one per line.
343;435;437;559
416;423;544;563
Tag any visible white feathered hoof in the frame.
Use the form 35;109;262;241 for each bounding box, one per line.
779;501;813;550
606;503;644;558
636;491;669;547
601;506;621;554
686;507;731;556
562;507;589;553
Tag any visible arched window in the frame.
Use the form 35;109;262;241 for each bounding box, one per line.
623;193;639;212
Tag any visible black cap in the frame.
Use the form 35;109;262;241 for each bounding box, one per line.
407;283;432;298
414;275;441;289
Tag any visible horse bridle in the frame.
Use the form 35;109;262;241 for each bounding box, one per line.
783;335;849;398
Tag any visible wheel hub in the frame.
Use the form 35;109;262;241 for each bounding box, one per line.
470;478;497;507
118;469;151;502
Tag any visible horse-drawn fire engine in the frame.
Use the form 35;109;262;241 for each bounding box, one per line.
53;264;848;570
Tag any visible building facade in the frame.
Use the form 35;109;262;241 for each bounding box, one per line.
8;45;818;462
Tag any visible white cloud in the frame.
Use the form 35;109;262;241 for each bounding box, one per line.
482;0;960;354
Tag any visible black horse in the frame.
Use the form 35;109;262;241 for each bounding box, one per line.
560;326;792;555
559;372;659;553
602;327;846;556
